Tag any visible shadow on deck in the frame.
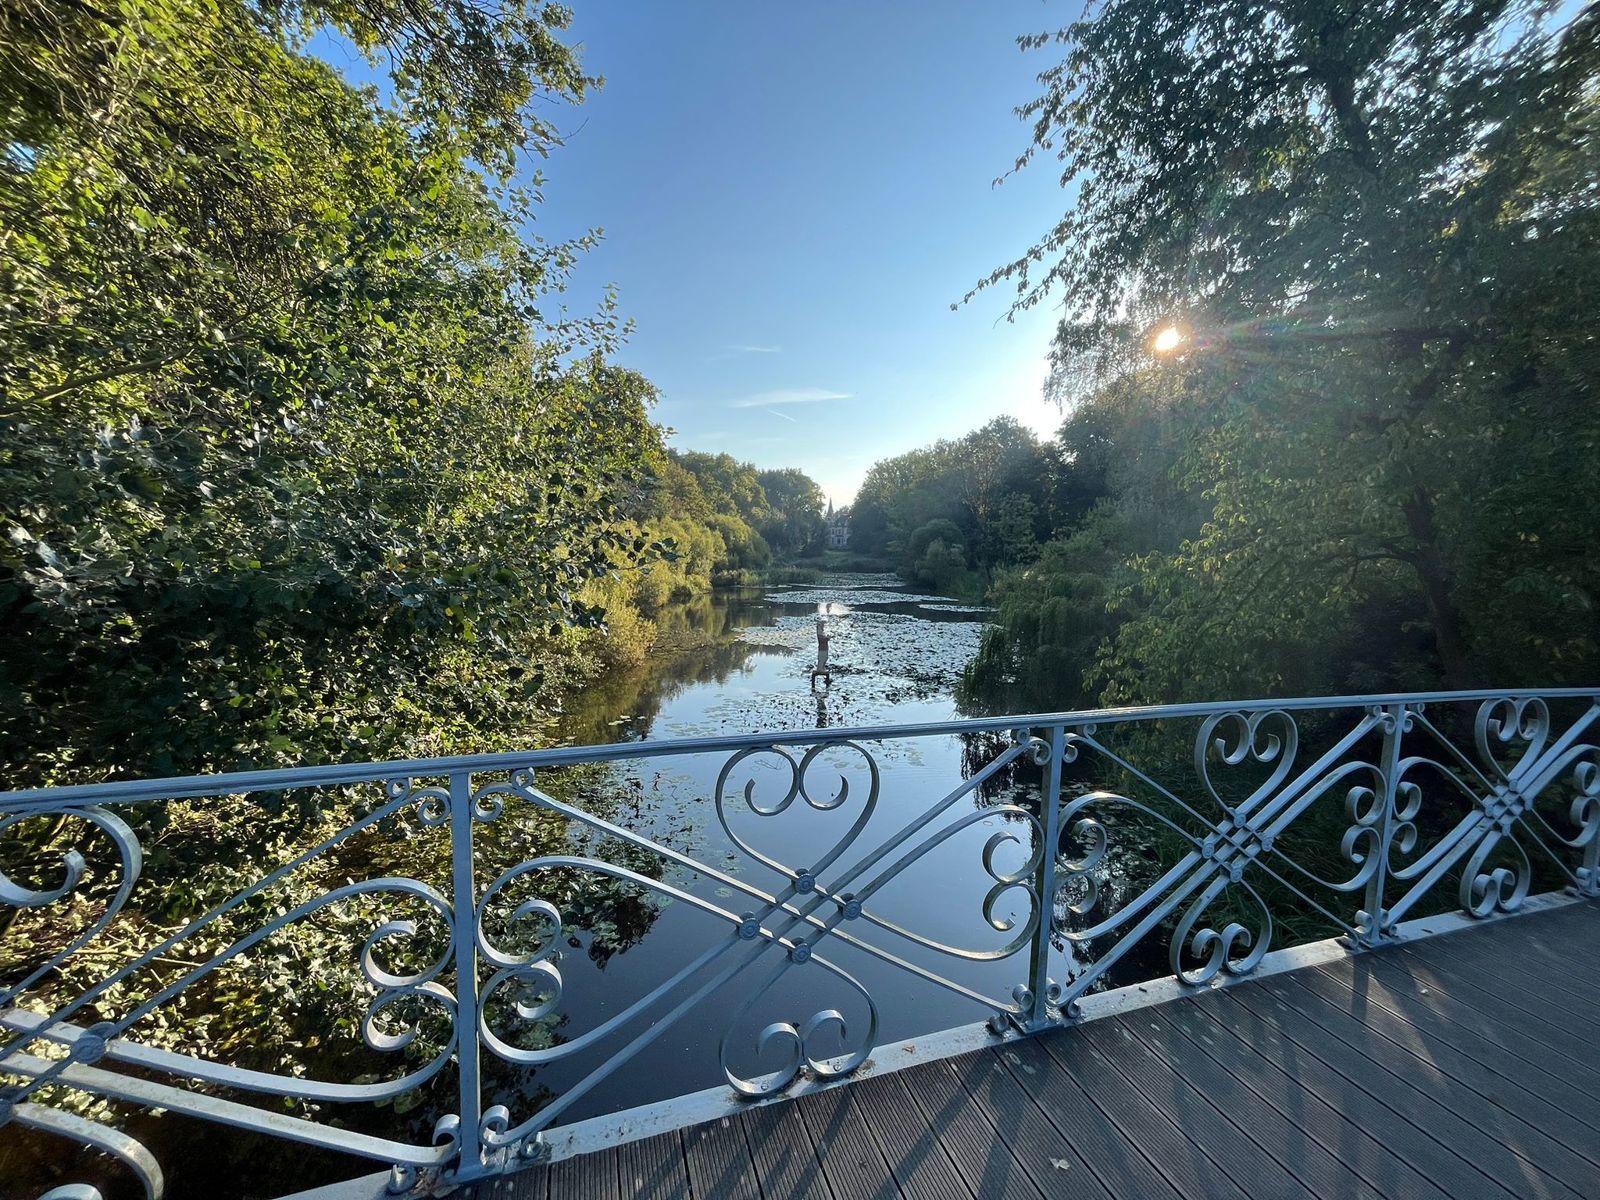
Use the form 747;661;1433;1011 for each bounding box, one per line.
475;899;1600;1200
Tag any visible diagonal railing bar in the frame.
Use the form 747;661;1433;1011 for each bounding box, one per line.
1384;700;1600;924
472;732;1050;1150
3;689;1599;1199
1051;709;1384;1008
0;782;441;1054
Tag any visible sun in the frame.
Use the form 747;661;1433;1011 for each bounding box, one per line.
1152;326;1185;354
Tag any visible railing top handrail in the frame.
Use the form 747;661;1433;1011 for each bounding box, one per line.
4;687;1597;808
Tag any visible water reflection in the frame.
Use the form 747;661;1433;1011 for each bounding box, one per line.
475;574;1019;1127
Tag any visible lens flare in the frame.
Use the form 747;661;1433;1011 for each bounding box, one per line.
1152;326;1185;353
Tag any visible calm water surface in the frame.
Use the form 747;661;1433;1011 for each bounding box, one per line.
503;574;1027;1125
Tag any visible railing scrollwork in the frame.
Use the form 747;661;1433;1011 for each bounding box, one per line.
2;688;1598;1196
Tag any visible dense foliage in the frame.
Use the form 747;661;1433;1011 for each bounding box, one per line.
849;417;1053;592
0;7;826;1186
0;0;823;785
935;0;1600;708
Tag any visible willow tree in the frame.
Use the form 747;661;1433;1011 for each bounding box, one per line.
981;0;1600;696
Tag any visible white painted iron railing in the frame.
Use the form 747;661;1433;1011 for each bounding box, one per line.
2;689;1598;1198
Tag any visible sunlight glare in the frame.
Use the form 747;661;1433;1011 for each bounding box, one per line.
1152;326;1185;354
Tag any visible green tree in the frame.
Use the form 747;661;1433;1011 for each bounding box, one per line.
976;0;1600;697
0;0;650;783
755;467;826;557
850;419;1050;581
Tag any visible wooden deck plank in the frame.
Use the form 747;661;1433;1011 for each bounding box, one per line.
1399;935;1600;1031
1312;952;1600;1123
496;902;1600;1200
547;1144;620;1200
1228;982;1580;1200
842;1071;972;1200
1209;989;1524;1200
1264;971;1600;1198
942;1049;1115;1200
615;1132;690;1200
1403;903;1600;985
1403;913;1597;1004
1331;947;1600;1107
1034;1028;1256;1200
1299;956;1600;1153
1115;1007;1388;1200
894;1050;1044;1200
743;1101;835;1200
1155;992;1454;1200
793;1085;902;1200
1364;944;1600;1096
1068;1015;1310;1196
681;1115;763;1200
478;1163;548;1200
1492;898;1600;950
991;1038;1185;1200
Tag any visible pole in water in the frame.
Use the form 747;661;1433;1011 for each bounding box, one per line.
811;602;832;691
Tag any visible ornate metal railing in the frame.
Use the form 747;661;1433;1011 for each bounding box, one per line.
2;689;1598;1198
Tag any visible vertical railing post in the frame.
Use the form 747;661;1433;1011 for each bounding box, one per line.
1359;703;1406;947
448;770;485;1180
1025;724;1066;1030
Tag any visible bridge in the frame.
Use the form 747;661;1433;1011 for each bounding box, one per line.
2;690;1597;1199
471;899;1600;1200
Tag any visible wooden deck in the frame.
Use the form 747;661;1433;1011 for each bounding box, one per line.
473;899;1600;1200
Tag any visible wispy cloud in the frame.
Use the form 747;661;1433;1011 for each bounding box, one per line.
710;343;782;361
765;408;799;423
731;388;850;409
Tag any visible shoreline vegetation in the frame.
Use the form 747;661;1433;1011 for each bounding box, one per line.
0;3;849;793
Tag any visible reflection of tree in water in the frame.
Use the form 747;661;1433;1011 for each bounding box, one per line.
555;591;778;747
960;730;1040;803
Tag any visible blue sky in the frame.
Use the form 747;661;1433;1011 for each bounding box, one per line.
323;3;1072;505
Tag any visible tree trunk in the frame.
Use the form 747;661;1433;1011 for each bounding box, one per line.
1401;485;1473;689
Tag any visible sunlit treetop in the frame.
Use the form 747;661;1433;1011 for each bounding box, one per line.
971;0;1600;396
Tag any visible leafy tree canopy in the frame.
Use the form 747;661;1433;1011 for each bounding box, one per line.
956;0;1600;700
0;1;820;784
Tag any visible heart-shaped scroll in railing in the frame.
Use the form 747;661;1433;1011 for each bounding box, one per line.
717;949;878;1097
1194;709;1299;817
1050;707;1404;1010
1385;700;1600;922
1169;874;1272;985
1474;695;1551;785
714;739;1045;962
466;732;1052;1153
713;741;881;888
1;782;464;1123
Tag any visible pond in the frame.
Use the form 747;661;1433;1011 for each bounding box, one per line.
551;573;997;746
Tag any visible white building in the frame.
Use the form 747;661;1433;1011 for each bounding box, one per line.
825;502;850;550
